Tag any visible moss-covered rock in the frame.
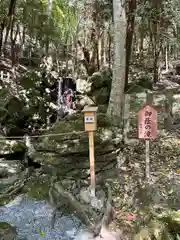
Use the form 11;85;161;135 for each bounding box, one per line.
34;113;116;181
0;222;17;239
98;105;108;113
127;73;153;93
93;87;110;105
88;68;112;105
0;197;11;206
0;139;25;155
23;174;51;200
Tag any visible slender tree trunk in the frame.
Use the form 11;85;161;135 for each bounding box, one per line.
165;43;168;71
124;0;137;91
107;24;112;68
139;22;144;62
0;21;6;55
0;0;17;55
107;0;126;126
3;0;17;50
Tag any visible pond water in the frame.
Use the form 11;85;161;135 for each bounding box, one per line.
0;194;83;239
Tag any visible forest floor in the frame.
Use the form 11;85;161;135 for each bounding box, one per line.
108;90;180;238
111;133;180;238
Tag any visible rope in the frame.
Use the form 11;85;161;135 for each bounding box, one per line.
0;130;86;141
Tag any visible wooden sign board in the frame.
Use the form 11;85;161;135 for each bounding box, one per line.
138;104;157;140
82;106;98;132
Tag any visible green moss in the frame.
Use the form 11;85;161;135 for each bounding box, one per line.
98;105;108;113
97;113;111;128
11;142;26;153
0;222;12;230
94;131;102;144
94;87;110;105
6;97;25;114
130;98;144;112
20;71;39;89
49;114;84;134
23;175;51;200
0;197;11;206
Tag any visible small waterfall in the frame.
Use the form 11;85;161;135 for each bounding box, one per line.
57;77;63;120
56;77;76;120
24;134;35;158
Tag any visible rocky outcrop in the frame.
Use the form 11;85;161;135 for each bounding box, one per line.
34;113;120;180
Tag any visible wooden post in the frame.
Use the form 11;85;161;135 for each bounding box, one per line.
88;131;95;197
145;140;150;180
82;106;98;197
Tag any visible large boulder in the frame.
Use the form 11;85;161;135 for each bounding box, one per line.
88;68;112;105
76;79;91;94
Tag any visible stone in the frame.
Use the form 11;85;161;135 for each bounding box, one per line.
87;69;112;105
79;186;105;211
90;195;104;211
76;79;91;93
79;95;95;107
0;159;23;177
100;129;113;141
79;187;91;204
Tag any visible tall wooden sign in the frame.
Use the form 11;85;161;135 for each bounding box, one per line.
138;104;157;180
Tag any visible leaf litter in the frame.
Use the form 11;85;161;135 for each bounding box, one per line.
108;126;180;239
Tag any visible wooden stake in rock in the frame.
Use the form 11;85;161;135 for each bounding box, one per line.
138;104;157;180
82;106;98;197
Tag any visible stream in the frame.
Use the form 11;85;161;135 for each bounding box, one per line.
0;194;83;239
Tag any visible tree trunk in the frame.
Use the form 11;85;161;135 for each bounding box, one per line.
165;43;168;71
107;24;112;68
0;21;6;55
107;0;126;126
3;0;17;53
124;0;137;91
139;22;144;63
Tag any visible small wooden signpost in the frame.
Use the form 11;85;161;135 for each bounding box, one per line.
138;104;157;180
82;106;98;197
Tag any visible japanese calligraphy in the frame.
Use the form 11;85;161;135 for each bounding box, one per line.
144;111;152;138
138;105;157;140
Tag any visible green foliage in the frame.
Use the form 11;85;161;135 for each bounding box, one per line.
0;0;78;54
136;0;178;50
0;88;10;119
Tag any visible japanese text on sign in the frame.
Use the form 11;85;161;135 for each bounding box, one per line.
138;105;157;140
84;116;95;123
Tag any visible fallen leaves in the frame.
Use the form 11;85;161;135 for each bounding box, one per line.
110;128;180;238
126;213;137;222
